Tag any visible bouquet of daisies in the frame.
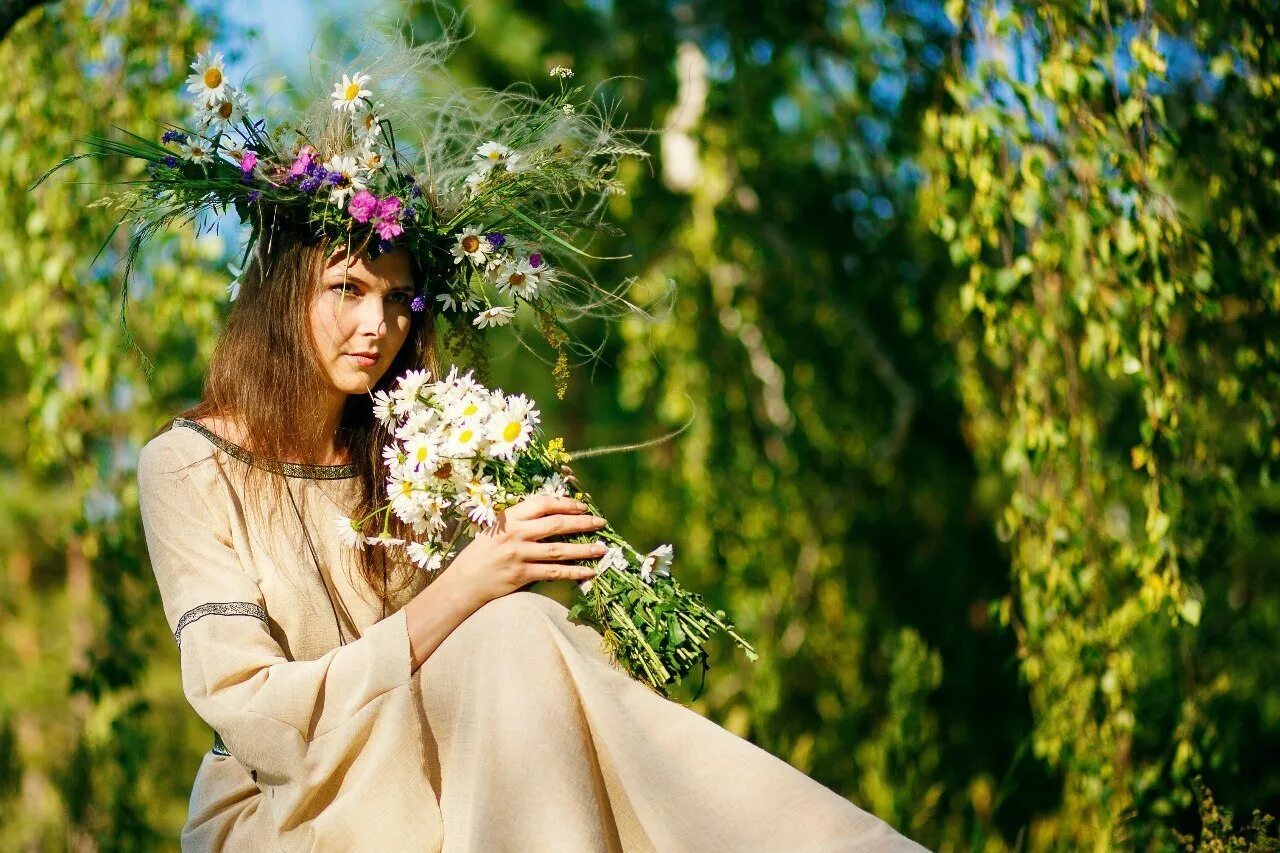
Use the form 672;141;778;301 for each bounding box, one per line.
336;366;757;696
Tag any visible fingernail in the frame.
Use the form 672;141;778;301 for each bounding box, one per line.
576;501;589;511
593;516;607;527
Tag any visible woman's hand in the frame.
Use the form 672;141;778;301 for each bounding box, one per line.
444;495;608;611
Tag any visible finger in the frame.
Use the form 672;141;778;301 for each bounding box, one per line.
525;563;599;582
525;513;607;541
509;494;588;521
525;541;609;563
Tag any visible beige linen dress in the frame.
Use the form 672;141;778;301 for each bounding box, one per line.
136;417;928;852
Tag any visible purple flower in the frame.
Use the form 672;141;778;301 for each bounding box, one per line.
161;130;188;144
375;219;403;240
299;176;322;193
486;232;506;248
410;294;426;312
409;183;421;198
376;238;393;254
240;151;257;175
247;190;261;202
348;190;378;223
324;170;345;185
529;252;543;268
162;154;178;168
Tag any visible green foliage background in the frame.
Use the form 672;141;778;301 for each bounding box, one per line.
1;0;1277;850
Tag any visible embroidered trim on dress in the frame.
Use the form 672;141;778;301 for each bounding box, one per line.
175;601;269;650
211;730;230;756
170;417;358;480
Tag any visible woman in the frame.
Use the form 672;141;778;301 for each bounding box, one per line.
137;223;928;851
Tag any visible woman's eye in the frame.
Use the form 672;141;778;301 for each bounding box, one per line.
390;291;413;305
331;282;356;294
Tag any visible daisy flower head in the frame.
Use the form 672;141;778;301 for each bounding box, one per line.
194;89;246;133
473;306;515;329
331;72;373;113
450;226;493;267
436;290;482;315
352;100;384;140
335;515;368;550
186;50;229;102
322;154;366;205
396;368;433;402
640;543;674;583
359;142;385;173
462;477;500;527
445;420;485;457
180;137;215;164
494;257;544;300
533;472;570;497
406;542;445;574
218;137;247;167
485;394;539;460
371;388;395;427
368;529;406;548
473;141;519;173
403;433;441;474
463;171;487;198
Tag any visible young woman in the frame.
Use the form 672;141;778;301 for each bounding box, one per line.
137;224;927;851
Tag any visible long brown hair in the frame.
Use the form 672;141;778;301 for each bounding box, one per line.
167;216;440;606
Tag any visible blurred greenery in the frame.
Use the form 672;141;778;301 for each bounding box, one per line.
2;0;1278;850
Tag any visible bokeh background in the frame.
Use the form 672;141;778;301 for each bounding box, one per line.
3;0;1279;849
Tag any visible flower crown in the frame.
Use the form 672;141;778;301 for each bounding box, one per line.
34;44;648;395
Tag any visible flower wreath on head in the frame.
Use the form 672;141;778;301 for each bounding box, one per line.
33;33;650;397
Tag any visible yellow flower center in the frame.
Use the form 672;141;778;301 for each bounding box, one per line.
204;68;222;88
458;428;473;444
415;447;428;462
502;421;522;442
434;463;452;480
218;101;234;119
508;272;525;287
461;235;479;253
400;480;413;495
487;150;503;160
345;82;361;100
462;403;478;416
363;114;376;131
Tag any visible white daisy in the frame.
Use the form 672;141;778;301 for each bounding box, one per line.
322;154;366;205
194;90;246;133
406;542;445;574
640;543;674;583
368;529;406;547
217;136;247;166
334;515;368;550
463;478;500;527
493;257;544;300
396;368;433;402
352;100;384;140
473;141;516;173
533;472;570;497
186;50;229;102
331;71;372;113
485;394;540;460
371;389;395;427
358;142;385;173
445;421;485;457
463;171;487;198
450;226;493;267
435;290;482;314
180;137;215;164
473;306;515;329
403;433;441;473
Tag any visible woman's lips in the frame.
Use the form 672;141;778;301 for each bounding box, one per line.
348;353;378;367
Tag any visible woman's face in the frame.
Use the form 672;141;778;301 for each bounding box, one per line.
309;247;415;395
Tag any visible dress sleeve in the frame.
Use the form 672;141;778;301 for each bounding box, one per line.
136;438;415;787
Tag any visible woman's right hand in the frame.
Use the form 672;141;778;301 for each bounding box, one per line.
444;495;608;610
